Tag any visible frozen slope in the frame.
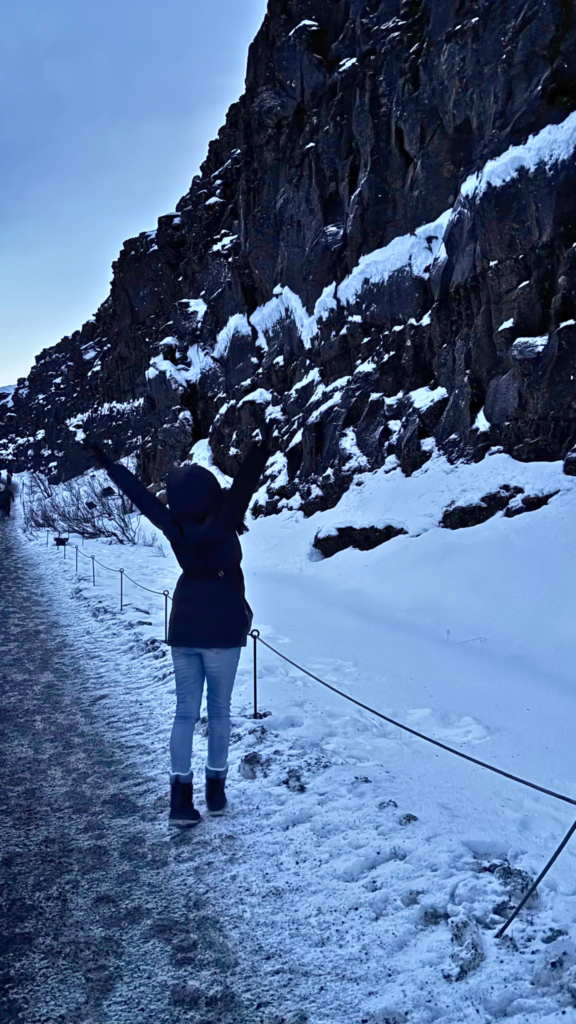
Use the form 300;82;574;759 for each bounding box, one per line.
15;453;576;1023
243;451;576;799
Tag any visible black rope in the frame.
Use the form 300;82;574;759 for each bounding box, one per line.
43;522;575;936
496;820;576;938
71;542;171;599
122;570;172;600
92;556;120;574
63;532;576;806
253;634;576;809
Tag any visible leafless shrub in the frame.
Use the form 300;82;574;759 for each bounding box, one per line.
27;473;141;544
140;529;167;556
31;473;52;499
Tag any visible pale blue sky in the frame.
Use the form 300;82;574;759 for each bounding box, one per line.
0;0;267;384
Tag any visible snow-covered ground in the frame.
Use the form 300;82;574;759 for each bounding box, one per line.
14;450;576;1024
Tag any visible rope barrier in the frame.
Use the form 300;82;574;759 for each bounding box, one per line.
250;632;576;808
51;528;575;803
66;540;168;595
45;529;173;638
121;570;172;599
38;531;576;807
248;631;576;940
71;540;170;598
37;526;574;936
92;555;121;574
495;819;576;938
76;546;92;561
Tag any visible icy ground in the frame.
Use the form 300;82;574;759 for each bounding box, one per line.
14;449;576;1024
1;525;282;1024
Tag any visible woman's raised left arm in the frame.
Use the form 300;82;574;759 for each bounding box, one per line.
224;440;271;524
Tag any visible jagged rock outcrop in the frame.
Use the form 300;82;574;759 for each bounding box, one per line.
313;523;408;557
1;0;576;513
440;485;559;529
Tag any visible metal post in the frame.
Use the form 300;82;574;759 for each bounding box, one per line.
63;541;66;560
46;530;49;546
496;819;576;938
120;569;124;611
91;555;95;586
250;629;260;718
163;591;170;643
75;545;78;573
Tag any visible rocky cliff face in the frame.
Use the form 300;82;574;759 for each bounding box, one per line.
2;0;576;511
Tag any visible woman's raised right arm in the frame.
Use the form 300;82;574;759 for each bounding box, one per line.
84;440;175;537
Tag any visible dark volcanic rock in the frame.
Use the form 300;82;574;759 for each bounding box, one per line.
313;524;407;558
504;490;559;517
441;486;523;529
564;446;576;476
1;0;576;512
441;485;559;528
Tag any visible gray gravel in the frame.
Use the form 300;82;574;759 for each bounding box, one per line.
0;523;283;1024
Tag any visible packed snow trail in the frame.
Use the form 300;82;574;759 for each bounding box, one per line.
9;451;576;1023
0;520;288;1024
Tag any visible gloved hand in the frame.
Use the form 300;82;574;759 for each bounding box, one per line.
82;437;109;469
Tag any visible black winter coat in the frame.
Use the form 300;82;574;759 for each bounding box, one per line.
100;444;269;648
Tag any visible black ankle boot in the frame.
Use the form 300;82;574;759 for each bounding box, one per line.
205;774;227;816
169;777;201;827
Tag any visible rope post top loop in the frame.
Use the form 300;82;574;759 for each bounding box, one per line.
250;628;261;638
163;589;170;597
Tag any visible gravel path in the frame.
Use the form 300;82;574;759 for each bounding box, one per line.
0;521;280;1024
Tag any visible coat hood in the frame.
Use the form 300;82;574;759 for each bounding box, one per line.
166;465;222;524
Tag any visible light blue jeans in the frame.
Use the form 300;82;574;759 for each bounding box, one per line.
170;646;241;781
